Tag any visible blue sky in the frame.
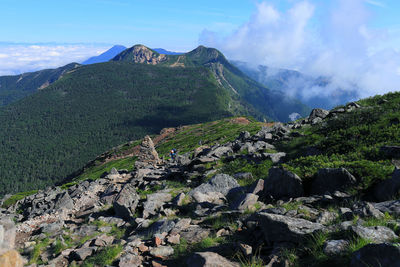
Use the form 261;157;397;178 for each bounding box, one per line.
1;0;400;100
1;0;398;51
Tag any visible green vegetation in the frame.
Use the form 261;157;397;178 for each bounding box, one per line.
1;190;38;208
156;117;263;156
280;92;400;196
81;245;123;267
29;238;50;264
220;158;273;186
0;61;241;196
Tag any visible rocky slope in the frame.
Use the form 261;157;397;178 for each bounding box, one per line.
1;95;400;266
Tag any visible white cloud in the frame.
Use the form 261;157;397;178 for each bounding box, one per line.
0;44;110;75
200;0;400;103
365;0;386;8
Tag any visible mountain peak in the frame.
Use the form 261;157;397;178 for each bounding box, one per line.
186;45;226;65
112;44;167;64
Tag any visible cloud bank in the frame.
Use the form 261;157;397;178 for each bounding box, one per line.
0;44;110;76
200;0;400;102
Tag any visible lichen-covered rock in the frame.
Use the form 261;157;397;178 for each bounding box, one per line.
189;174;239;197
350;225;397;243
257;212;325;243
113;183;139;221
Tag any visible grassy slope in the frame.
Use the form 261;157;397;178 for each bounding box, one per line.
0;62;247;196
280;92;400;196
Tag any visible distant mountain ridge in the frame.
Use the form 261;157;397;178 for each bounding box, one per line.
0;63;79;106
111;44;310;122
82;45;127;64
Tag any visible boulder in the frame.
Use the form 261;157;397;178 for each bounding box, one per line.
54;191;74;210
70;247;96;261
0;218;15;249
210;146;233;158
350;226;397;243
323;240;349;255
248;179;264;195
113;183;140;221
179;226;210;244
262;152;286;163
263;168;304;199
373;169;400;201
373;200;400;216
257;212;324;243
143;192;172;218
118;252;142;267
189;174;239;197
309;108;329;121
186;252;240;267
192;191;226;205
231;193;259;211
147;220;176;236
149;245;174;258
310;168;356;195
352;202;384;219
350;243;400;267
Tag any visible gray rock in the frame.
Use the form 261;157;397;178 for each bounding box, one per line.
118;252;142;267
113;183;139;221
231;193;258;211
189;174;239;197
310;168;356;195
179;225;210;244
257;212;324;243
0;225;3;245
373;169;400;201
149;245;174;257
143;192;172;218
238;131;251;142
373;200;400;215
92;234;114;247
316;211;338;225
263;168;304;199
186;252;240;267
350;225;397;243
0;217;16;248
54;191;74;210
147;220;176;236
192;191;226;205
211;146;233;158
339;207;353;220
40;221;63;235
248;179;264;195
262;152;286;163
323;240;349;255
309;108;329;121
172;193;186;206
351;243;400;267
353;202;384;218
70;247;96;261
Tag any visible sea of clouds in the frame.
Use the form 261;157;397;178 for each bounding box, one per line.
0;43;109;76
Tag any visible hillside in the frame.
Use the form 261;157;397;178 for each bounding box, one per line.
0;60;260;196
113;45;310;122
0;63;79;106
0;44;310;197
2;92;400;266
